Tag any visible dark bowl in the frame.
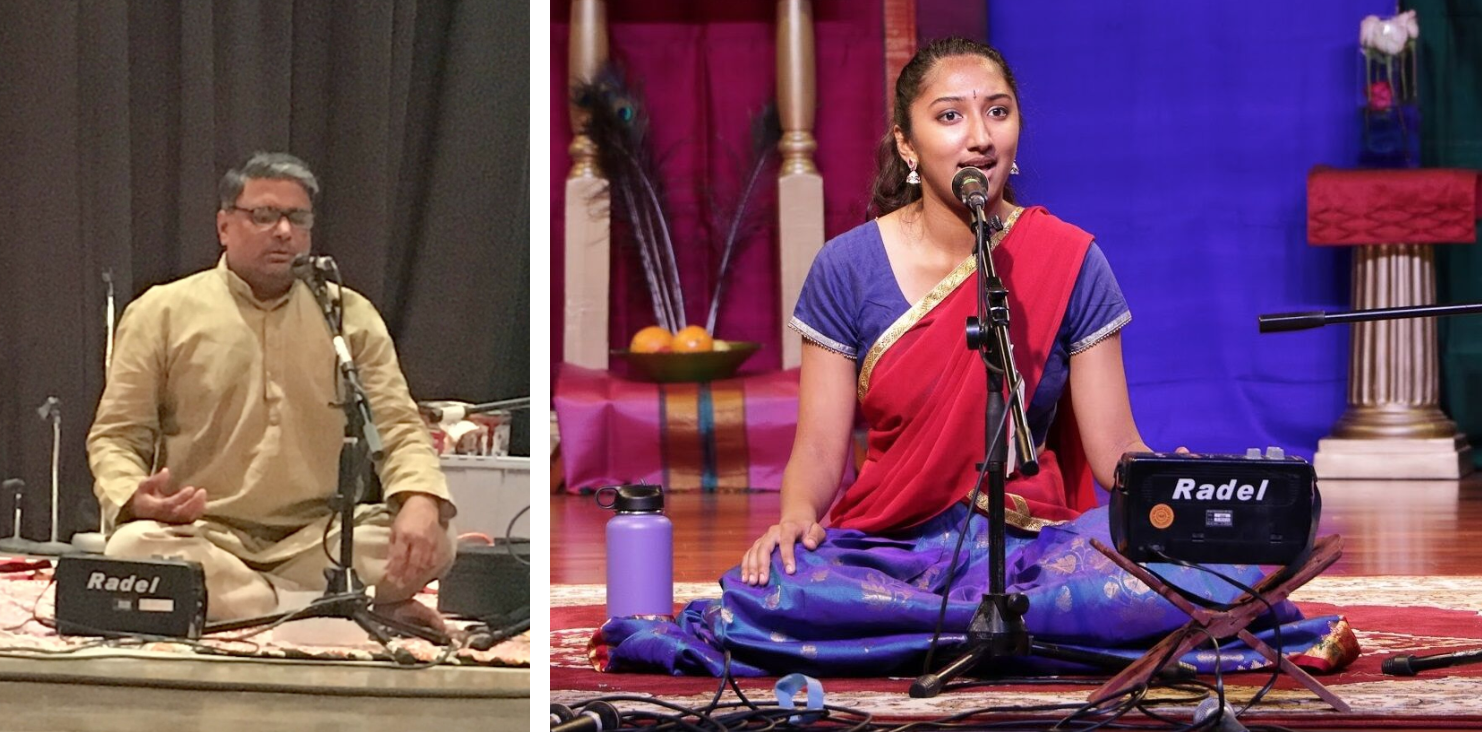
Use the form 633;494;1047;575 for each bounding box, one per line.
613;342;761;383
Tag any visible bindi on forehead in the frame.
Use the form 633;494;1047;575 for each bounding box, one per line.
923;60;1006;94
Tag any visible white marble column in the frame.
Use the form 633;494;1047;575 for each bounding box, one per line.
563;0;612;369
776;0;824;370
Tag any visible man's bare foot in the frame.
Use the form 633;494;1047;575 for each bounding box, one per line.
372;598;449;637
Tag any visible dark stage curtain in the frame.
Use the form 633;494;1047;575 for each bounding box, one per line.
0;1;529;540
1409;0;1482;464
549;1;885;374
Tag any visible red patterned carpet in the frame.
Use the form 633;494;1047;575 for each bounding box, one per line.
552;578;1482;728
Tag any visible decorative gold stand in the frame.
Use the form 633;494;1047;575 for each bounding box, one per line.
1314;244;1473;479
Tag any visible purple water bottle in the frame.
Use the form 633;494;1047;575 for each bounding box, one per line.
597;484;673;618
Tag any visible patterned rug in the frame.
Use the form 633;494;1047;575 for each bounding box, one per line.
552;577;1482;727
0;560;528;668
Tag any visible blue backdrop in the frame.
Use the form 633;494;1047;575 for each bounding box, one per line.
988;1;1392;458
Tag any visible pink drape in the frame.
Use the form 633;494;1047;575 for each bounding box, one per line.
550;2;885;376
554;365;815;492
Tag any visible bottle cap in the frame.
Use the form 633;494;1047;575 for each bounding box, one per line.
595;484;665;513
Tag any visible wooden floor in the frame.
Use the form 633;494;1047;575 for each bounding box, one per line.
552;476;1482;583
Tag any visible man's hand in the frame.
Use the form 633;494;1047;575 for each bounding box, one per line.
125;468;207;524
383;493;448;592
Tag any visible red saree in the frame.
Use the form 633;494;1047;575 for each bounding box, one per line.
829;206;1099;534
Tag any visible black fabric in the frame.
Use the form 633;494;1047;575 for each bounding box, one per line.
0;1;528;539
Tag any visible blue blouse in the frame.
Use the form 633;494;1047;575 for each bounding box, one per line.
788;219;1131;444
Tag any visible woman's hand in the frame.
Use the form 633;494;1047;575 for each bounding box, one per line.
737;344;852;587
740;519;827;586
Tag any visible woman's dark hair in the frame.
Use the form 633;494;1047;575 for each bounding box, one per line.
869;37;1020;218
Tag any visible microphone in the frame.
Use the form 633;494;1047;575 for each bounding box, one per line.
550;701;620;732
1192;697;1249;732
951;166;990;210
36;396;60;422
290;253;335;282
550;703;575;726
1382;648;1482;676
420;403;468;425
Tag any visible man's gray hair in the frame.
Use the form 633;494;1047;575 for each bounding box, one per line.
218;152;320;210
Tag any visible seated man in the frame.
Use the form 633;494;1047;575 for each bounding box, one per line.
87;152;455;629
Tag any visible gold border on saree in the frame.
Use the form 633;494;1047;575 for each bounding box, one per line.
857;206;1026;401
971;490;1065;532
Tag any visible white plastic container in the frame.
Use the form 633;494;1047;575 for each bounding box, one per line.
439;455;531;541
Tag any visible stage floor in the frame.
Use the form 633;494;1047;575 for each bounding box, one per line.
553;477;1482;583
552;477;1482;730
0;568;530;731
0;665;527;732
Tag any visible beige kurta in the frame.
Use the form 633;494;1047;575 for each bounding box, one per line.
87;258;453;547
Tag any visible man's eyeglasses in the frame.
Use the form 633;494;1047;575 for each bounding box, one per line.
228;206;315;231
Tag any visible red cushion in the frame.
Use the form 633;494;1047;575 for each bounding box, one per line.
1307;166;1480;245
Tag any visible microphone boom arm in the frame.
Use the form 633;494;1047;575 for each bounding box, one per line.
1259;301;1482;332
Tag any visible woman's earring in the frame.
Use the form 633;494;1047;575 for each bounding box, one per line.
906;161;921;185
1010;161;1020;176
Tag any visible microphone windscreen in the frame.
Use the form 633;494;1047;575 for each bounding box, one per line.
1193;697;1249;731
951;166;989;205
290;253;315;281
1381;655;1416;675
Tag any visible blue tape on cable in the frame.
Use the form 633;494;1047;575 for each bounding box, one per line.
774;673;824;723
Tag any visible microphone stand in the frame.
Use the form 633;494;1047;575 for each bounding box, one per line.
206;268;448;647
72;271;117;554
458;397;531;415
0;479;37;555
1261;300;1482;675
33;398;73;556
911;201;1154;696
419;397;531;425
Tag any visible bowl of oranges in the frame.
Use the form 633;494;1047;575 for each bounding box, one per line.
614;325;760;383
